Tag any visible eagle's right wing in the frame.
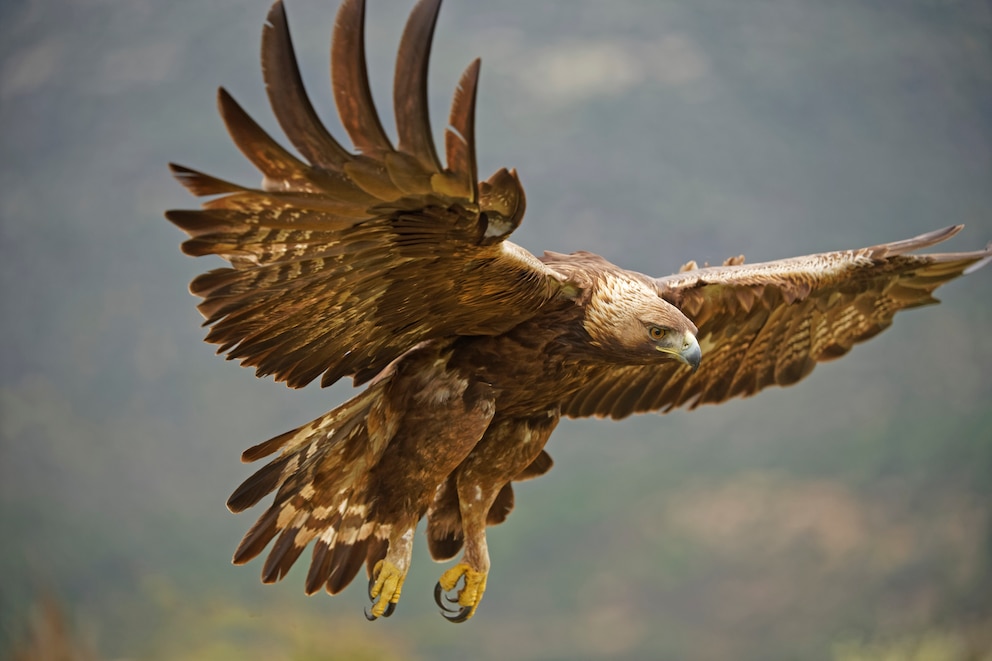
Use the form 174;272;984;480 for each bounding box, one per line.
563;226;991;419
166;0;563;388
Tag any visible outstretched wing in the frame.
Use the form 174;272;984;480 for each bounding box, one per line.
166;0;562;388
564;225;991;419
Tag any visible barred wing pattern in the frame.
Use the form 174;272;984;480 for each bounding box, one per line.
564;226;992;419
166;0;562;388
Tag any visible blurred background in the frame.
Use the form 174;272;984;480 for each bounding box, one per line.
1;0;990;659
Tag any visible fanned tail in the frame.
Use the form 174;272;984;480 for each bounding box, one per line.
227;378;393;594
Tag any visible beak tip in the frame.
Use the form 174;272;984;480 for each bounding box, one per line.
681;335;702;373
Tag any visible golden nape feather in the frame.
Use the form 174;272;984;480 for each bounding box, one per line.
165;0;991;623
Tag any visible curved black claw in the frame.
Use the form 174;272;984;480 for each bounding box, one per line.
442;605;473;623
434;579;472;622
434;581;460;614
366;575;397;618
366;598;398;620
365;578;378;621
365;561;400;619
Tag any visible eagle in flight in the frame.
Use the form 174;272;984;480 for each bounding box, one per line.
167;0;991;622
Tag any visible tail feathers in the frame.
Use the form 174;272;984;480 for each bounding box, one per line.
304;501;380;595
227;453;293;514
309;535;369;595
228;381;394;594
308;507;388;595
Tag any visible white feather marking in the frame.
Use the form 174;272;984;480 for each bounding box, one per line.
416;377;469;407
318;525;339;544
276;506;299;529
346;504;367;518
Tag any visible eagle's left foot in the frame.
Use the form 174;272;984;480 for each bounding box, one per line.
365;560;405;620
434;562;488;623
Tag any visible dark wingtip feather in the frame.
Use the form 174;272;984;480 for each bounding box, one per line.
168;163;244;196
262;0;351;169
216;86;311;182
332;0;393;154
868;224;962;257
444;58;481;200
393;0;443;171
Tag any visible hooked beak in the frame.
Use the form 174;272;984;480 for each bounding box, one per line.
676;332;701;373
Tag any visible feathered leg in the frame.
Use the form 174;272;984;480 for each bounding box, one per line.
434;410;559;622
361;348;499;619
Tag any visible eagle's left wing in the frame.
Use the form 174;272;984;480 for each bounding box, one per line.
563;225;991;419
167;0;562;389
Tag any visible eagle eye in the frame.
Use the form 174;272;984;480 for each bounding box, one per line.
648;325;667;340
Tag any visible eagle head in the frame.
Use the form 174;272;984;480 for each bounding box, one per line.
583;273;700;370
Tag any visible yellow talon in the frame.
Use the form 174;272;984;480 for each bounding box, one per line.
366;560;406;619
435;562;488;622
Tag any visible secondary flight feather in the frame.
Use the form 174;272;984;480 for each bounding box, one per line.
166;0;991;622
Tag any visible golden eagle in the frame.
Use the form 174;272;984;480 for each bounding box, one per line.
166;0;991;622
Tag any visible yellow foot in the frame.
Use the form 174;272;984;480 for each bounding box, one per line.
365;560;406;620
434;562;488;623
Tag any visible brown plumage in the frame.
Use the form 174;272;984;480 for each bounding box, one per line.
166;0;992;622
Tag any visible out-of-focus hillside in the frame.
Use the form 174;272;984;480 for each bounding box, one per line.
1;0;990;659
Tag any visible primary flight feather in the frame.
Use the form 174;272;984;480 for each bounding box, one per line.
166;0;991;622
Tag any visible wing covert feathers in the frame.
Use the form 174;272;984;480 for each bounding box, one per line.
564;226;992;419
167;0;560;388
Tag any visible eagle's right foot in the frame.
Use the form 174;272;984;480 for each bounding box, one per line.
434;562;488;623
365;559;406;620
